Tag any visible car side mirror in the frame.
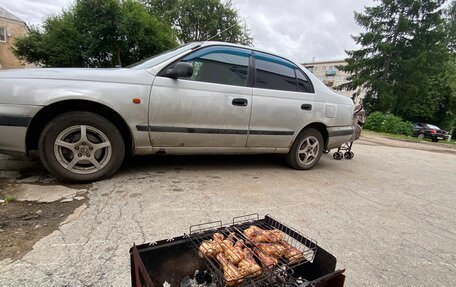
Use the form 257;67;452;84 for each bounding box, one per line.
162;62;193;79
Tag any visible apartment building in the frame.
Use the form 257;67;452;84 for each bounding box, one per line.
0;7;30;69
302;60;365;102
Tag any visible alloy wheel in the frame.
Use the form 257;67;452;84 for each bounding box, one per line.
53;125;112;174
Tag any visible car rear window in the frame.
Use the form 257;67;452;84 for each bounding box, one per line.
427;124;440;130
296;69;313;93
254;52;298;92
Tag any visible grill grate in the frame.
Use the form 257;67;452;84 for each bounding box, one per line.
186;214;317;287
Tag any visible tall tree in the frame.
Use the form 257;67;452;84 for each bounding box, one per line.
447;0;456;52
13;0;177;67
337;0;456;128
143;0;253;45
13;12;85;67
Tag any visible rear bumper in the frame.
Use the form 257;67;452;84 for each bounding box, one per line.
428;134;447;140
0;104;42;155
326;125;354;149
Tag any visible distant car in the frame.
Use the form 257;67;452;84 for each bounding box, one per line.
413;123;448;142
0;41;354;182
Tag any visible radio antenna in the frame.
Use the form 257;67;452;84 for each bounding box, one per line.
205;22;238;41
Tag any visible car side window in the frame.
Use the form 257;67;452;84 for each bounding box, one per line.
180;46;251;87
254;52;297;92
296;69;313;93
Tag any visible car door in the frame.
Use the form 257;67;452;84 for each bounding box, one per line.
148;45;253;147
247;52;315;148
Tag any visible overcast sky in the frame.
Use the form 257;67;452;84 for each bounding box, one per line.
0;0;375;63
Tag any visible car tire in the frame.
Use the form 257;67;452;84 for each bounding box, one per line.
418;133;425;139
432;139;438;142
286;128;323;170
38;111;125;182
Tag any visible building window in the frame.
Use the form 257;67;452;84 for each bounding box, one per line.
0;27;6;42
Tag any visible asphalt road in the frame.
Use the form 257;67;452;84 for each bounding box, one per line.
0;135;455;287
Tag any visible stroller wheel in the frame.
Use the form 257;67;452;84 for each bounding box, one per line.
333;152;343;160
344;152;353;159
323;149;330;154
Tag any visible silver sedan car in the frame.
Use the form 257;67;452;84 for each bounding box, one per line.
0;42;354;182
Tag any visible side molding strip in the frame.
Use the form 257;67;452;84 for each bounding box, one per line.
136;125;294;136
0;115;32;127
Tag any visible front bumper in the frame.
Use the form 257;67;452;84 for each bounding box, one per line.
0;104;42;155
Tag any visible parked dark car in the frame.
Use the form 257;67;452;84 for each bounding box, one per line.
413;123;448;142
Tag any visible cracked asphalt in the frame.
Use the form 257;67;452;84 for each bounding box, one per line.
0;135;455;287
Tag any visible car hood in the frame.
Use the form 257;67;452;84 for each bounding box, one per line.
0;68;153;85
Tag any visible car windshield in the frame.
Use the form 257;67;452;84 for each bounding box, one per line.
127;43;201;69
426;124;440;130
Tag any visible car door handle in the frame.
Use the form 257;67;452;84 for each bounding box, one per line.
301;104;312;111
232;98;248;107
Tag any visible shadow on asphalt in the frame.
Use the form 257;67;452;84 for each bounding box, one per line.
123;154;287;171
120;153;334;174
1;153;335;183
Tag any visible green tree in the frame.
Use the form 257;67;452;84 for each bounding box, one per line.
13;0;177;67
13;12;85;67
337;0;456;129
447;0;456;52
143;0;253;45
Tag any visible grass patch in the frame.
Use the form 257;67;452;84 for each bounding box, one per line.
363;130;456;145
3;195;16;203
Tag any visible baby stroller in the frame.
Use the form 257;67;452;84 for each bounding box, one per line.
326;104;365;160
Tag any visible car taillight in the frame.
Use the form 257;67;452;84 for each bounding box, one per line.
430;130;436;134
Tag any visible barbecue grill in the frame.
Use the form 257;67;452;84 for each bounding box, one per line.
130;214;345;287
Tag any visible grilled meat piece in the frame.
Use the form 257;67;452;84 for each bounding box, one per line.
212;232;245;264
234;239;245;249
256;243;286;258
198;239;224;258
224;243;245;265
243;226;283;243
281;240;304;263
253;247;278;268
216;253;242;286
238;248;262;277
213;233;224;242
243;226;263;238
227;232;237;243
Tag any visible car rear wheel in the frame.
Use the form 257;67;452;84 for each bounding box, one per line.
418;133;425;139
38;111;125;182
286;128;323;170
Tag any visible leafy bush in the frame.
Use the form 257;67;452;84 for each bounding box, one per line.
365;112;413;136
364;112;385;131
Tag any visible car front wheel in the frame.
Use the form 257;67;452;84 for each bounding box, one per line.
38;111;125;182
286;128;323;170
